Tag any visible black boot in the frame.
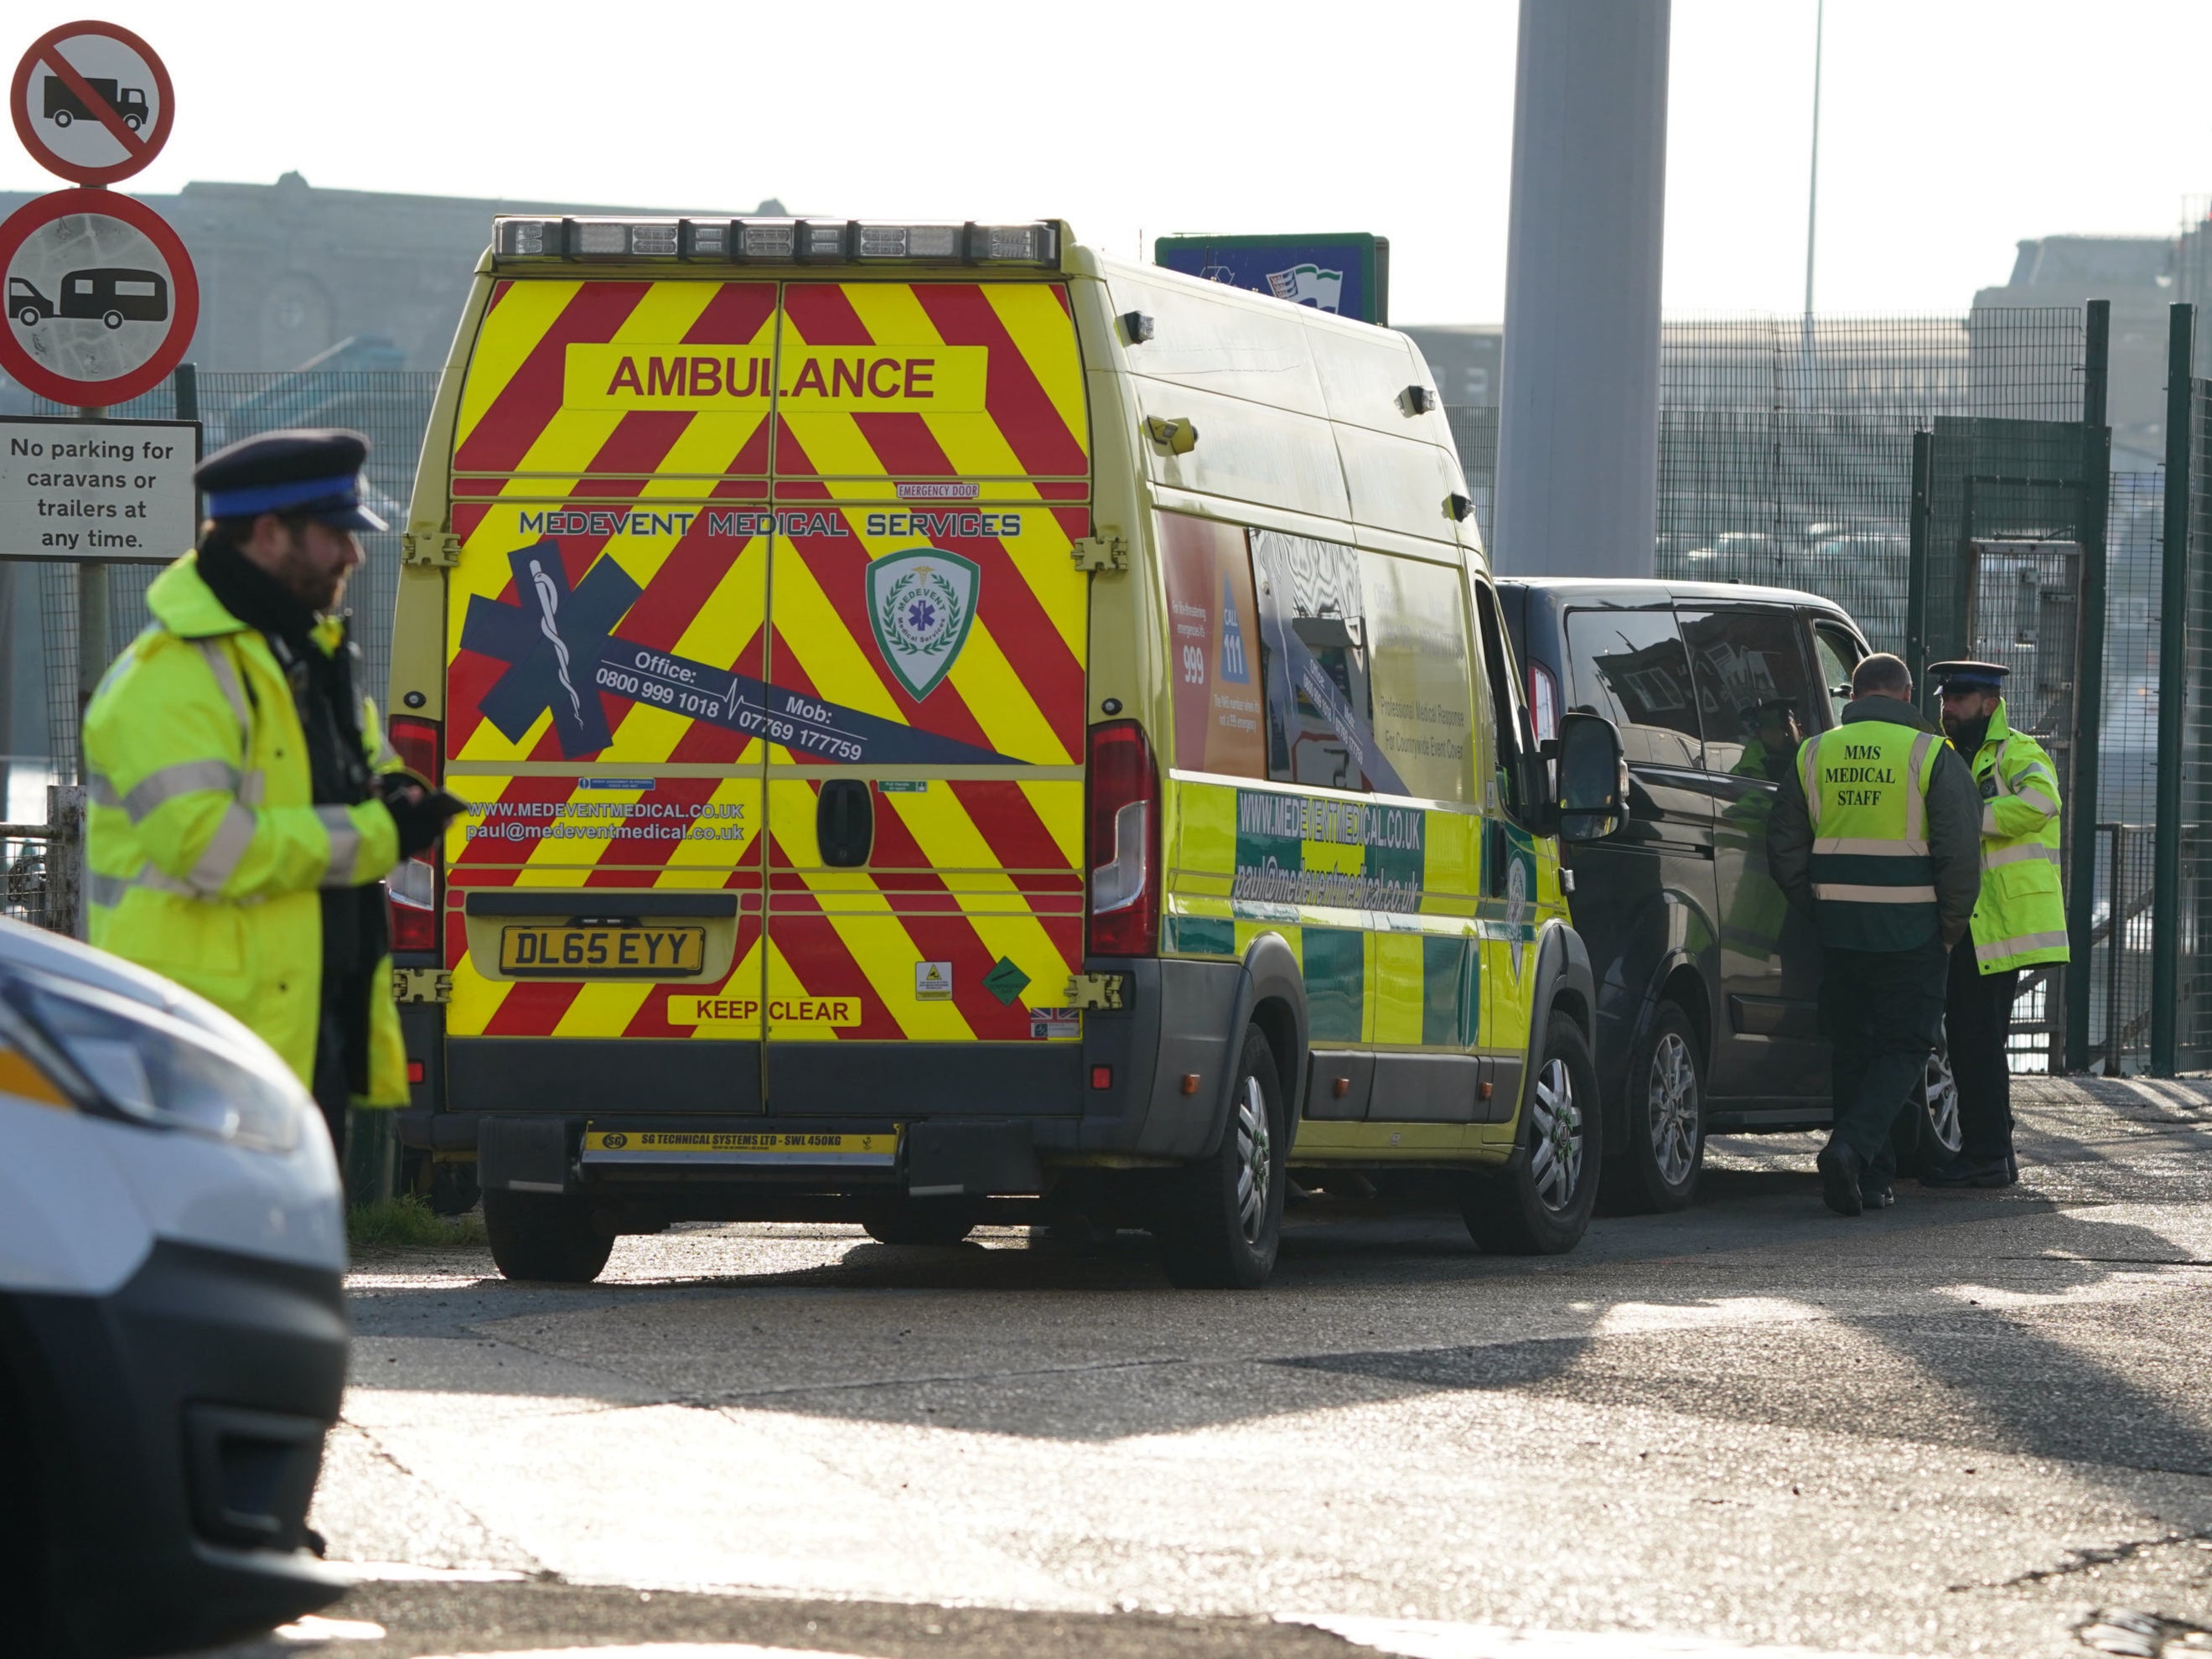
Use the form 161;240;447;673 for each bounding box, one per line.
1922;1154;2016;1189
1816;1140;1865;1216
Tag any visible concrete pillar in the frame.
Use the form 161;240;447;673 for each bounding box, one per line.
1492;0;1671;578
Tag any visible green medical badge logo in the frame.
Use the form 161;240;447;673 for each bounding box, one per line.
867;547;980;701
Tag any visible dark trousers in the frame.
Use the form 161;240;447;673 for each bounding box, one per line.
1821;937;1950;1194
1947;938;2020;1161
311;1001;350;1169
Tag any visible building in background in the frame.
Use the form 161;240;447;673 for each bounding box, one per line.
1971;234;2172;469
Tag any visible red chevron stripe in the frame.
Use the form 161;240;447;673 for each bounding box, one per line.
483;978;583;1037
911;283;1087;477
453;282;651;474
763;832;904;1040
621;909;764;1038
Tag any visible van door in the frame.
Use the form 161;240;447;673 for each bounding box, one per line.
1677;604;1828;1100
1558;605;1720;1079
759;280;1092;1108
442;277;778;1096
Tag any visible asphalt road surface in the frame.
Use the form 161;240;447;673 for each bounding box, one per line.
190;1076;2212;1659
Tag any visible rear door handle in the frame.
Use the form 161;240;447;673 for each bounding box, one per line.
816;778;873;868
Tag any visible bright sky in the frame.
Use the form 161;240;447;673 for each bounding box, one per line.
5;0;2209;324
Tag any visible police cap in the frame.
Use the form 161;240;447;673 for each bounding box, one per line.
195;428;387;532
1928;659;2011;694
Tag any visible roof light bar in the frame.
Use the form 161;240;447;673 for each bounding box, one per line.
493;216;1062;269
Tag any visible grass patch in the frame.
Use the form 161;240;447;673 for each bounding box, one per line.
348;1194;488;1250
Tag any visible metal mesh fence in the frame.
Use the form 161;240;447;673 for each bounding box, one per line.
30;370;438;780
1445;309;2090;656
2182;378;2212;1065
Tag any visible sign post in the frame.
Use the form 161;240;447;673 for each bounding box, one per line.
4;21;191;927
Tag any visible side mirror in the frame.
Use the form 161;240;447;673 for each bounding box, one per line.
1556;711;1629;842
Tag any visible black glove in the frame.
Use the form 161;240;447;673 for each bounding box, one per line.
384;787;467;861
376;769;434;804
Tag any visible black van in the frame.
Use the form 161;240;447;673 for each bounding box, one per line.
1498;579;1960;1210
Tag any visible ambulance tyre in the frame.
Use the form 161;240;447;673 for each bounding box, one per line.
1463;1014;1602;1255
1158;1026;1286;1289
860;1200;976;1247
483;1190;613;1283
1600;1002;1704;1213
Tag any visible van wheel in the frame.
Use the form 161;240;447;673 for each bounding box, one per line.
1894;1033;1962;1176
483;1190;612;1283
1463;1013;1603;1255
1158;1026;1286;1288
860;1200;975;1247
1601;1003;1704;1212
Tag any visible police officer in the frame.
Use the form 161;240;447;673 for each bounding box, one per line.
1922;661;2070;1188
85;430;464;1159
1769;653;1981;1216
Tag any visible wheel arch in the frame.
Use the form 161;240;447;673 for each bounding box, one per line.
1199;932;1308;1160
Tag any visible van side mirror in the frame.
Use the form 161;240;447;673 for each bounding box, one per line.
1556;712;1628;842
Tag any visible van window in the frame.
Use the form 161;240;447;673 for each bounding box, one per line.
1158;512;1267;779
1252;529;1386;793
1810;621;1862;728
1679;607;1817;783
1562;609;1701;769
1363;553;1475;804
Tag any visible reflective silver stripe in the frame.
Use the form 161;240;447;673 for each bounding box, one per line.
1800;739;1823;829
1904;732;1935;844
186;801;257;894
92;863;258;905
121;759;242;822
86;770;123;810
1981;802;2002;836
1976;928;2070;963
1812;836;1930;857
1813;882;1940;904
238;769;267;807
87;870;130;909
2013;778;2060;813
318;804;362;888
195;639;252;732
1985;842;2064;869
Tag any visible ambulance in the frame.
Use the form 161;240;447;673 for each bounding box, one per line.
385;215;1629;1287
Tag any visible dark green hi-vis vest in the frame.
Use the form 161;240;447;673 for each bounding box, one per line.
1800;719;1943;951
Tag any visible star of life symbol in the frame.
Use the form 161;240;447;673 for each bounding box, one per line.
530;557;583;723
1266;263;1344;313
867;547;981;701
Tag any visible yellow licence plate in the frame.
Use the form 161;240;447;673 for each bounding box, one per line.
581;1128;902;1167
499;924;706;977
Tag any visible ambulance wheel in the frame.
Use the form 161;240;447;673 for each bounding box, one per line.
483;1190;612;1283
1463;1014;1602;1255
1159;1026;1286;1289
1894;1034;1962;1177
1600;1003;1704;1213
859;1200;975;1247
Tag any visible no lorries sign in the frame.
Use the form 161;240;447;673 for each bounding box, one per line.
10;21;174;185
0;189;199;406
0;415;198;563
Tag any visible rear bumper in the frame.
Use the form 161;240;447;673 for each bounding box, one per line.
420;957;1255;1189
0;1241;349;1656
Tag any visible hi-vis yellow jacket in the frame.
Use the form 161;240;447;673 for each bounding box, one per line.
1966;697;2070;974
84;552;409;1104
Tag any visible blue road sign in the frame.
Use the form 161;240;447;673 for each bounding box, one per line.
1152;233;1389;326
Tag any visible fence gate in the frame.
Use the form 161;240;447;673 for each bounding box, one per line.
1920;415;2108;1070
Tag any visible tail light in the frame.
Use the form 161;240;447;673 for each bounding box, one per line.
1086;721;1158;957
386;717;442;957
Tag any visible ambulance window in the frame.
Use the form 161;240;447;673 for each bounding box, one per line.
1158;512;1267;779
1678;607;1819;782
1362;552;1475;804
1563;609;1702;770
1471;577;1530;818
1251;529;1383;793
